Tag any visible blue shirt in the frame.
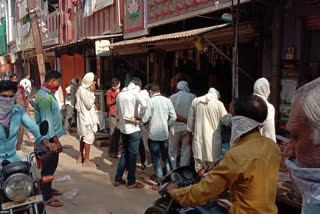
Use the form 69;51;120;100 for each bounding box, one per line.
34;87;65;139
0;105;46;162
142;93;176;141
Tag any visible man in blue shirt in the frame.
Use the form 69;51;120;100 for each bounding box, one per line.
142;83;176;190
0;80;56;163
34;70;65;207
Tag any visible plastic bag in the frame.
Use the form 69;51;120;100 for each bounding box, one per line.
63;188;80;200
56;175;71;182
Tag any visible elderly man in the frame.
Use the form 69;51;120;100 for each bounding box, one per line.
285;77;320;213
253;77;276;142
167;95;281;214
188;88;231;176
169;80;196;169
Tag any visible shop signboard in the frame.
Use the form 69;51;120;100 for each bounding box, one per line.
94;0;113;12
0;63;9;73
21;22;31;38
95;40;111;56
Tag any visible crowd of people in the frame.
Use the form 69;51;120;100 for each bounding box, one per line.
0;69;319;213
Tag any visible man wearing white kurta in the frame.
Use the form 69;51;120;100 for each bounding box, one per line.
75;72;99;167
187;88;231;175
253;78;276;142
169;81;196;169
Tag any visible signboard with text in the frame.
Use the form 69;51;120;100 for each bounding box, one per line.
95;40;111;56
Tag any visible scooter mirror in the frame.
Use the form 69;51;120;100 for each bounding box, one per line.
39;121;49;136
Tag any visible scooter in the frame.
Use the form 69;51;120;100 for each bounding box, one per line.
145;166;230;214
0;121;53;214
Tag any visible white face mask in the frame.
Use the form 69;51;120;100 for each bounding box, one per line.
112;83;120;92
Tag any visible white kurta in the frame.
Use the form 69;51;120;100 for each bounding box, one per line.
187;98;231;162
76;87;98;144
253;78;276;143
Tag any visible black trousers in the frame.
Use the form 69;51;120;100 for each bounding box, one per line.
39;151;59;201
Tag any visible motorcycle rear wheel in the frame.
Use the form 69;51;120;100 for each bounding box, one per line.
145;206;166;214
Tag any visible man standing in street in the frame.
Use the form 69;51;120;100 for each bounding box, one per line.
167;95;281;214
142;83;176;190
20;74;32;97
34;70;65;207
253;77;276;142
169;80;196;169
285;77;320;213
187;88;231;176
107;78;121;158
64;78;79;134
114;78;146;189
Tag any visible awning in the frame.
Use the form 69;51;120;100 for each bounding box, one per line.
108;24;230;48
45;34;123;52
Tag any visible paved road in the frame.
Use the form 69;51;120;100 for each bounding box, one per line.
22;133;158;214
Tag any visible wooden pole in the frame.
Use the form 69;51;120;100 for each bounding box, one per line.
26;0;46;84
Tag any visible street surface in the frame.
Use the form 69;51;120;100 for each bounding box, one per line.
21;132;158;214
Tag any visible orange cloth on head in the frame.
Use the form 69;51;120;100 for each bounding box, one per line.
171;131;281;214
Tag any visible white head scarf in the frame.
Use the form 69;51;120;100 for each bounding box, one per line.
197;88;220;104
177;81;190;92
81;72;95;89
121;82;141;93
230;116;261;146
253;78;270;100
75;72;95;112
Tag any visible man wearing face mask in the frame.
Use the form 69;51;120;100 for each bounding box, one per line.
285;77;320;213
34;70;65;207
167;95;281;214
0;80;56;162
107;78;121;158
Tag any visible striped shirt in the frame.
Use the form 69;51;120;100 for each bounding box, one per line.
142;93;177;141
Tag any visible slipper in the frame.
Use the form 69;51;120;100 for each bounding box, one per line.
52;189;62;196
109;153;119;159
113;179;126;186
45;198;63;207
149;185;160;191
128;182;145;189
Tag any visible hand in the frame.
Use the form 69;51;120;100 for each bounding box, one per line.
166;183;178;194
55;141;63;153
16;144;21;151
229;101;235;115
95;106;100;110
42;139;58;152
90;84;96;92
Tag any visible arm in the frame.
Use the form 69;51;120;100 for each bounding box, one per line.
81;89;96;110
168;101;177;126
220;103;232;126
142;101;152;124
21;108;57;151
187;101;196;133
176;115;187;124
169;153;240;207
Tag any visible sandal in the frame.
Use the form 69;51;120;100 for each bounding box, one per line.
128;182;145;189
113;179;126;186
45;198;63;207
52;189;62;196
149;185;160;191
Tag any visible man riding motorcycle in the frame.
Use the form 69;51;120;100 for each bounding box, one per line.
167;95;281;214
0;80;57;163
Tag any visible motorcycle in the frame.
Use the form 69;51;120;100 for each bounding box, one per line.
0;121;52;214
145;166;230;214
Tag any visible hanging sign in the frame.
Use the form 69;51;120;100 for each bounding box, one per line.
21;22;31;38
94;0;113;12
95;40;111;56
